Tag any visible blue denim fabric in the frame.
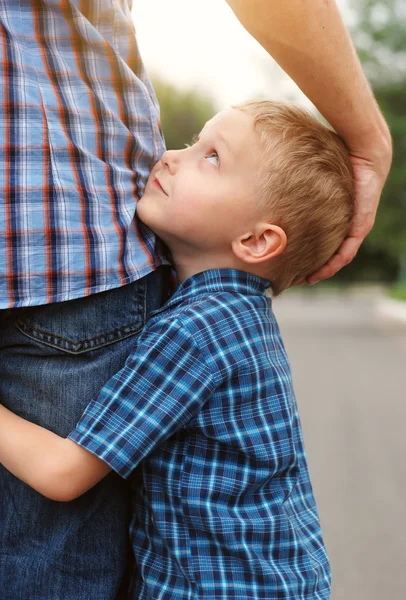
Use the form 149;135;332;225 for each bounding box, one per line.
0;267;169;600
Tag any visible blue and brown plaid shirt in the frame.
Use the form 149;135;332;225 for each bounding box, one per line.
0;1;167;308
69;269;331;599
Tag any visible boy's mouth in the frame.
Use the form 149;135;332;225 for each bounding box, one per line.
153;177;168;196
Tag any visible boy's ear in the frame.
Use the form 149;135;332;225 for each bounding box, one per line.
231;223;287;265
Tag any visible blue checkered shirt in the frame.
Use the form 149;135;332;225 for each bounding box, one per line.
0;1;168;308
69;269;331;599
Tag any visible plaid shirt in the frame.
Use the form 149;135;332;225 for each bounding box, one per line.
0;1;168;309
69;269;331;599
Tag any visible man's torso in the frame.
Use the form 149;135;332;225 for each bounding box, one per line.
0;1;168;309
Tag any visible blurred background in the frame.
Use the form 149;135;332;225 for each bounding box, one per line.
133;1;405;598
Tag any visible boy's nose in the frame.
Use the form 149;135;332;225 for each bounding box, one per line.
162;149;183;174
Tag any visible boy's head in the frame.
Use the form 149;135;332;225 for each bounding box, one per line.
138;100;354;294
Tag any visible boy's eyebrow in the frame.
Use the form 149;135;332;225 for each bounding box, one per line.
216;132;234;158
196;130;235;159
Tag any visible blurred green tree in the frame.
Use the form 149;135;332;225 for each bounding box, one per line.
351;0;406;283
152;77;216;150
351;0;406;85
364;82;406;282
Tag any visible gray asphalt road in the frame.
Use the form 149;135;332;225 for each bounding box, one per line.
273;291;406;600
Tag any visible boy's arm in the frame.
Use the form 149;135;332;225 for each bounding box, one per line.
0;405;111;502
0;319;214;502
226;0;392;282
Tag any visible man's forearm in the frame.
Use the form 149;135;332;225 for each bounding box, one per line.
226;0;391;157
0;405;110;501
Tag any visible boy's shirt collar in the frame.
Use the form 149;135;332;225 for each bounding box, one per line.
153;268;271;316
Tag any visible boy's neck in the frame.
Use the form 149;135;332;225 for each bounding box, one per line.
173;258;228;284
170;247;236;284
170;247;267;284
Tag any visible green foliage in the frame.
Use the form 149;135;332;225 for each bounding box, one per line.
364;83;406;259
389;284;406;302
351;0;406;84
349;0;406;283
152;77;216;150
334;243;399;283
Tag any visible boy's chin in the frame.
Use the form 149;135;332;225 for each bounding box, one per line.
138;215;168;243
136;201;153;225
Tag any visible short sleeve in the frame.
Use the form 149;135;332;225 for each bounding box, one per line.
68;319;215;478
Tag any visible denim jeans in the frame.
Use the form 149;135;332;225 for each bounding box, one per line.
0;267;169;600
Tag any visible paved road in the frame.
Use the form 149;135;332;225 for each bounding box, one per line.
273;291;406;600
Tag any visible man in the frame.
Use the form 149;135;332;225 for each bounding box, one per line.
0;1;391;598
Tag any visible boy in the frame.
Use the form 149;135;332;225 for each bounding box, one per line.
0;100;353;599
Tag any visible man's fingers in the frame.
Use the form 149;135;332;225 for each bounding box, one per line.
306;236;361;284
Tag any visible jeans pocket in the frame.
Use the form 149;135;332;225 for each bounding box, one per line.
16;279;147;355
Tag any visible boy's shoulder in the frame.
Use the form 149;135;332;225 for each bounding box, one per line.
176;288;270;327
154;283;273;334
143;269;284;366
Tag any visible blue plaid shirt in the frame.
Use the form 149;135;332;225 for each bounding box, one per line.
0;1;168;308
69;269;331;599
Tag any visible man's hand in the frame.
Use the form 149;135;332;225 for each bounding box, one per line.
225;0;392;283
307;141;392;283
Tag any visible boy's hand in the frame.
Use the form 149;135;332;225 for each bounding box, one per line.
306;143;392;284
0;404;111;501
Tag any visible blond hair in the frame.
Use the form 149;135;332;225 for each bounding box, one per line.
234;100;354;296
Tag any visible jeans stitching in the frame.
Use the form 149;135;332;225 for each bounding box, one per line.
13;275;152;354
15;319;144;354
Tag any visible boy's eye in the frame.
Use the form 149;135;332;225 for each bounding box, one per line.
185;135;219;167
205;151;219;167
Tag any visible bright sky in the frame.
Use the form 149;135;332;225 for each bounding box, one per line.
132;0;350;110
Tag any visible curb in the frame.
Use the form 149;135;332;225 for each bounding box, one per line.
376;297;406;324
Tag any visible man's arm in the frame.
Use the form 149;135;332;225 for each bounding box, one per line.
0;405;110;502
226;0;392;281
